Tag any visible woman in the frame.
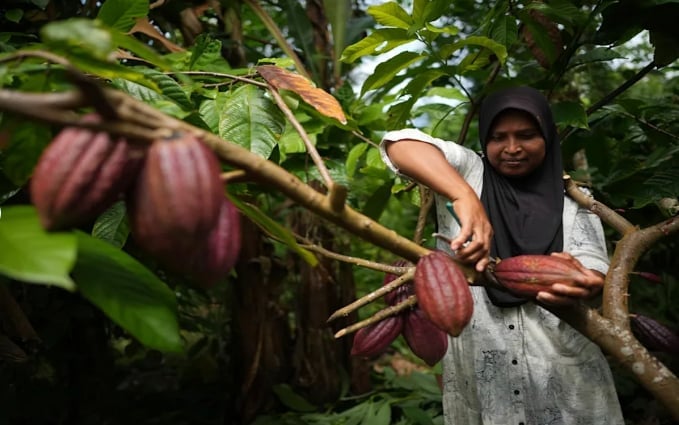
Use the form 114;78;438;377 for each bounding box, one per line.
380;86;624;424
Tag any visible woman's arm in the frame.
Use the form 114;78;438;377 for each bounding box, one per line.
385;139;493;271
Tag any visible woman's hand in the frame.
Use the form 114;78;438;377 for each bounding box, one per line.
536;252;605;305
447;195;493;272
386;140;493;272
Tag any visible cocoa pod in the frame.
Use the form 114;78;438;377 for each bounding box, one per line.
30;114;145;230
403;307;449;366
187;197;242;287
630;314;679;355
351;315;403;358
414;251;473;337
128;131;224;269
383;259;414;306
492;254;585;298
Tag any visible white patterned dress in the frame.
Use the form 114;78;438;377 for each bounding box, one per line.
380;129;625;425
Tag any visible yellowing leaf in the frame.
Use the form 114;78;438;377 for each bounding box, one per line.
257;65;347;124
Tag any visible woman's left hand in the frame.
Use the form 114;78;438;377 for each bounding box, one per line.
535;252;605;306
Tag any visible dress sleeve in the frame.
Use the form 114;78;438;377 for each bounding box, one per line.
563;194;610;275
379;128;482;183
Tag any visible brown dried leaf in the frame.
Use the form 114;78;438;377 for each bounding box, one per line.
257;65;347;124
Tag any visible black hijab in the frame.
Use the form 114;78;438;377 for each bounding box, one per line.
478;86;564;307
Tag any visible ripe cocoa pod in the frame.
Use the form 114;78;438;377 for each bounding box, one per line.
414;251;473;337
403;307;449;366
128;132;224;268
630;314;679;355
30;114;145;230
187;197;242;287
492;255;585;298
383;259;414;306
351;315;403;358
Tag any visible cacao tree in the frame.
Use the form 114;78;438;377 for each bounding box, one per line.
0;0;678;424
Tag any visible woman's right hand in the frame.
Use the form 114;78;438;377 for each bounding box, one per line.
447;194;493;272
386;139;493;272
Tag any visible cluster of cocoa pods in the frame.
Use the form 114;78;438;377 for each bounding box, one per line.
351;253;474;367
30;113;241;288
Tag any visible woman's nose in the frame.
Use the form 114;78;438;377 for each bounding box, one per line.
504;137;522;153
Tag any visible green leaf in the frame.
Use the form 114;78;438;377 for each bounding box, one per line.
367;2;413;30
370;401;392;425
72;232;183;353
135;68;193;110
362;181;393;220
42;18;114;61
5;9;23;23
360;51;424;96
272;384;317;412
189;34;231;72
402;406;435;425
110;30;172;70
219;85;285;159
439;35;508;64
418;0;450;24
490;15;518;47
97;0;149;32
341;28;413;63
91;201;129;248
346;143;369;178
552;101;589;130
569;47;624;68
227;196;318;266
1;122;51;185
0;206;76;290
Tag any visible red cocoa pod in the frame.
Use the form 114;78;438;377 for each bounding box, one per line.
492;254;585;298
30;113;145;230
383;259;414;306
630;314;679;355
350;315;404;358
187;197;242;287
128;131;224;269
403;307;449;366
414;251;473;337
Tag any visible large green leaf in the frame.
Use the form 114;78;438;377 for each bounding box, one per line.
360;51;424;96
341;28;413;63
227;195;317;266
72;232;183;353
97;0;149;32
552;101;589;130
367;2;413;30
42;18;115;61
439;35;508;65
0;206;76;290
218;85;285;159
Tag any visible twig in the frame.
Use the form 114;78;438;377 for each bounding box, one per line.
298;242;411;274
327;267;415;323
266;84;337;192
334;295;417;338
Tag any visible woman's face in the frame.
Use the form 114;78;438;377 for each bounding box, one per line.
485;109;546;177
